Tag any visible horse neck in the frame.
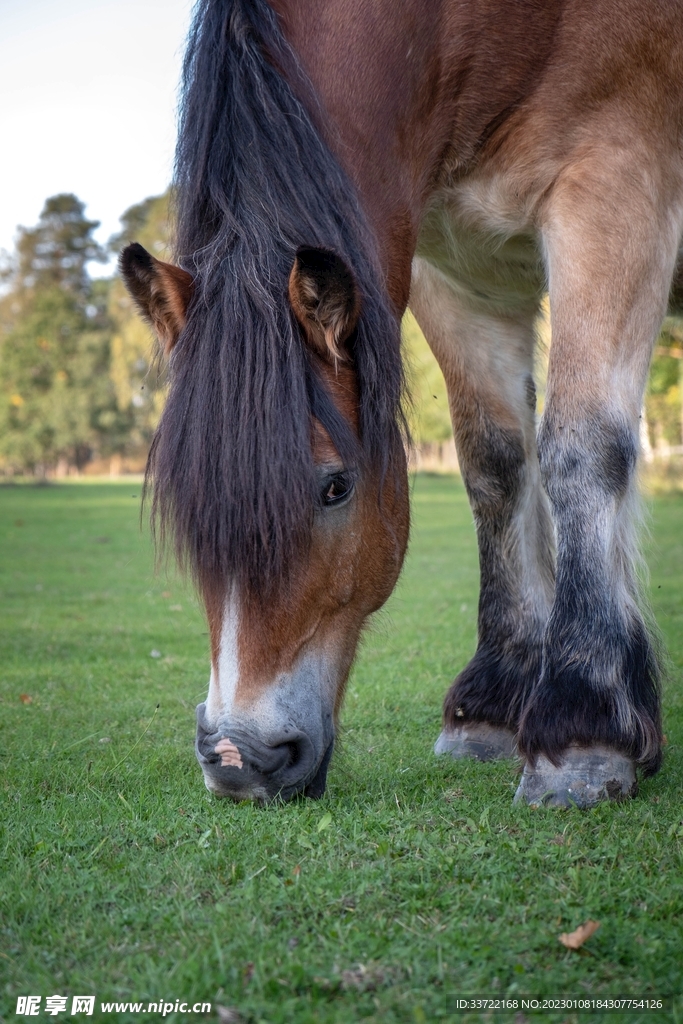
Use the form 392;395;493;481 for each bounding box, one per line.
269;0;562;310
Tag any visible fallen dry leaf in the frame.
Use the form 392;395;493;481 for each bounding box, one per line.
19;694;33;704
559;920;600;949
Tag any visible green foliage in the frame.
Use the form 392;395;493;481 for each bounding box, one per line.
11;193;104;297
1;288;97;469
647;321;683;449
106;193;173;454
0;196;120;474
0;478;681;1022
402;310;453;444
0;193;177;475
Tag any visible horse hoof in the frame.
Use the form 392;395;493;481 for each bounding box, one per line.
513;746;637;808
434;723;517;761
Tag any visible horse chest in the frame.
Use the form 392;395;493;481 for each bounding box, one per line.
414;178;546;314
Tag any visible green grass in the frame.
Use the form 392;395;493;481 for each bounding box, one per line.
0;477;682;1024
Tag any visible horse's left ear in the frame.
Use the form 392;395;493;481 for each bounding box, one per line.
119;242;194;356
288;247;361;363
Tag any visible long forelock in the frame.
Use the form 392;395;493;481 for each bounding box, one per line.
146;0;406;600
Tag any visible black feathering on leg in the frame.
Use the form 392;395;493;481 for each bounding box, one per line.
444;637;544;730
518;614;663;777
519;411;664;777
443;416;554;735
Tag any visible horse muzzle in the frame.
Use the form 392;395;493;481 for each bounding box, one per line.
195;701;334;802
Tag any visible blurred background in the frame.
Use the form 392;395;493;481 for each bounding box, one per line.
1;0;682;486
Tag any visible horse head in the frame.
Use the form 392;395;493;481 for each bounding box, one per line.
121;237;409;802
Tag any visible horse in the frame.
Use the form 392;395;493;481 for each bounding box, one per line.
120;0;683;807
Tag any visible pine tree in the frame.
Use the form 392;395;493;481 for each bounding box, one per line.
13;193;103;296
0;194;118;475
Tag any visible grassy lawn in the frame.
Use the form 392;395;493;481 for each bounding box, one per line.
0;476;682;1024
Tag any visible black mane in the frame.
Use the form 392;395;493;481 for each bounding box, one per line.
147;0;406;598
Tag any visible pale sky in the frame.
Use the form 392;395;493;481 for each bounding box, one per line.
0;0;193;274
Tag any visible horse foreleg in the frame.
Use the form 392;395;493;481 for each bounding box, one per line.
516;148;682;806
410;257;554;761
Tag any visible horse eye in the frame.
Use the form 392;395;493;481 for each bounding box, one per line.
321;473;353;507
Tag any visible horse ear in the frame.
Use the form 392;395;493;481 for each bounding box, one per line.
288;247;361;363
119;242;193;356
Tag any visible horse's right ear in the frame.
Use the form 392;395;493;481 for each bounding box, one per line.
119;242;193;356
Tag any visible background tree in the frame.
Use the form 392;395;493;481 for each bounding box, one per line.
646;319;683;453
0;194;117;475
12;193;103;296
402;310;453;447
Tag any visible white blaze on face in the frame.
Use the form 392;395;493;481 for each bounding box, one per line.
206;593;243;768
201;587;338;793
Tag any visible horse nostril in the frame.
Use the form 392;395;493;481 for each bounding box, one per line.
281;740;304;771
266;735;315;782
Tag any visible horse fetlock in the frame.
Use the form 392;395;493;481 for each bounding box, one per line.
519;612;663;776
514;746;637;808
443;639;543;735
434;722;518;761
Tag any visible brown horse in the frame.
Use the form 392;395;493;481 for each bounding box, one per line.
120;0;683;806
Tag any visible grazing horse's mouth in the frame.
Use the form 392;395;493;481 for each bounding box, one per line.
194;702;335;803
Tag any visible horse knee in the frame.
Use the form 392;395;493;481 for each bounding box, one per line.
459;423;527;521
538;412;637;508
